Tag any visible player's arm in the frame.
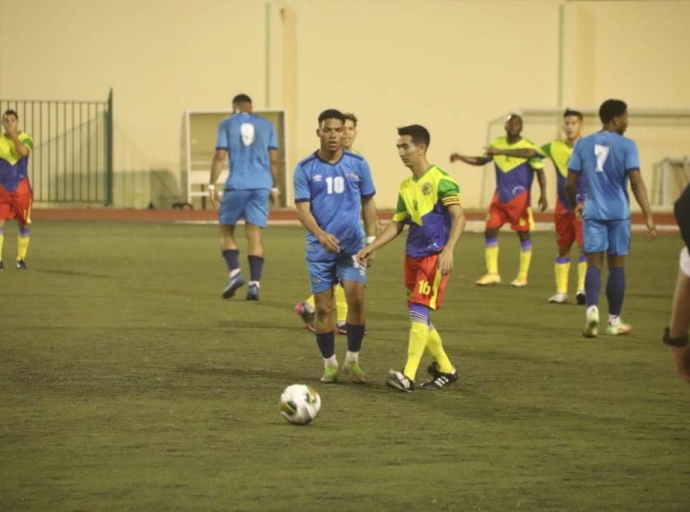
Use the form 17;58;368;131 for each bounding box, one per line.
450;153;492;166
209;149;228;208
566;171;579;213
268;148;280;204
295;202;340;253
361;195;378;239
358;219;405;267
628;170;656;240
534;168;548;211
437;203;466;276
484;147;538;158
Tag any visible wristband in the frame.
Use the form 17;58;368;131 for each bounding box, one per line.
271;187;280;195
366;236;376;244
208;184;216;191
663;327;689;347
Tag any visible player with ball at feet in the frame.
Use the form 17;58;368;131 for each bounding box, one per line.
358;125;466;392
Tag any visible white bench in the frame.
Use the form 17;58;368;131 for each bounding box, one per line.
186;160;228;207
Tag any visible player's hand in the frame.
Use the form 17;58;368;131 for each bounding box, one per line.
671;346;690;383
269;187;280;206
574;203;584;220
538;195;548;212
356;247;373;267
209;188;220;209
645;216;657;241
450;153;462;163
437;248;454;276
318;232;340;253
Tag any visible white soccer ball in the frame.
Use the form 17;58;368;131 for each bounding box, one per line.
279;384;321;425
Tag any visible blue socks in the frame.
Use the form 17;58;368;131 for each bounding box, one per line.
585;266;601;308
316;331;336;359
248;255;264;282
606;267;625;316
346;324;365;353
222;249;239;272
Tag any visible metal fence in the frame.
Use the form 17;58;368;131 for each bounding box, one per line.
0;89;113;205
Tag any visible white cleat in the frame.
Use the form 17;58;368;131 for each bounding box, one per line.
548;292;568;304
583;306;600;338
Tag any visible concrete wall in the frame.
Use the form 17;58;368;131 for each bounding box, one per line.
1;0;688;208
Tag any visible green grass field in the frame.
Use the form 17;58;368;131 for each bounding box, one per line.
1;221;688;512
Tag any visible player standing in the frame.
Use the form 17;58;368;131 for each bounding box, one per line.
0;110;33;270
209;94;280;301
567;99;656;337
358;125;466;392
294;109;378;383
451;114;547;287
486;109;587;304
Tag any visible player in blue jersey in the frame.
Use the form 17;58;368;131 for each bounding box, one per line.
358;125;466;392
209;94;280;301
567;99;656;338
294;109;378;384
664;184;690;382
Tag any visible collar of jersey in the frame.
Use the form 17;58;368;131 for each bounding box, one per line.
314;150;345;166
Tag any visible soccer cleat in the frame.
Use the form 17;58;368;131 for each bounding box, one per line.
320;364;340;383
510;277;528;288
336;323;347;335
475;273;501;286
0;261;4;271
548;292;568;304
420;368;459;390
245;283;259;301
293;302;316;333
343;361;367;384
576;291;586;306
16;260;27;270
606;322;632;336
386;370;415;393
583;306;600;338
221;272;245;299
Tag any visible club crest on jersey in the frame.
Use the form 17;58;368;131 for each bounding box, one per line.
346;173;360;181
421;182;432;195
240;123;255;146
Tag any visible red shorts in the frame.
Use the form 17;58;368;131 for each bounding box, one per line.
555;199;582;250
0;179;33;225
486;191;533;232
404;253;449;310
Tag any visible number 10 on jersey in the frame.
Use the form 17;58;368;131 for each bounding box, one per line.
326;176;345;194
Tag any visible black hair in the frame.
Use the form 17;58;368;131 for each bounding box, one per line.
2;109;18;119
507;113;522;123
318;109;345;124
397;124;430;148
563;108;583;121
599;99;627;124
232;94;252;104
343;113;358;126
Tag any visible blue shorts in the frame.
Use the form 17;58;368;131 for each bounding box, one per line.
306;247;367;294
583;219;631;256
219;189;269;227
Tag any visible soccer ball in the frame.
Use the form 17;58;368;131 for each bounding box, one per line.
279;384;321;425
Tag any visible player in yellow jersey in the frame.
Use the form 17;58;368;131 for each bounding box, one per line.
451;114;547;287
485;109;586;304
0;110;34;270
358;125;466;392
294;113;359;334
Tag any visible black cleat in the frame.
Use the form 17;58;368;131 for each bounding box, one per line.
222;272;245;298
576;291;586;306
245;283;259;301
16;260;27;270
420;364;458;390
386;370;415;393
0;261;4;271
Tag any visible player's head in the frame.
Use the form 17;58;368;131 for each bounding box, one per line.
504;114;523;138
232;94;252;114
342;113;358;150
316;109;345;152
599;99;628;134
396;125;430;168
1;109;18;133
562;108;583;141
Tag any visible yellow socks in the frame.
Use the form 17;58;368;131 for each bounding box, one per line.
0;228;4;261
306;294;316;310
427;326;453;374
334;285;348;324
577;256;586;292
554;257;571;294
18;227;30;261
403;321;429;381
485;238;499;274
517;240;533;280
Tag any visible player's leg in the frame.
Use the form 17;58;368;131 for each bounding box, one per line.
605;220;632;335
243;189;270;300
10;180;31;269
550;202;573;303
509;193;533;287
293;296;316;333
334;285;349;334
218;190;249;298
339;253;367;383
583;219;607;337
0;184;8;270
0;219;4;270
476;193;503;285
310;261;338;382
575;213;586;305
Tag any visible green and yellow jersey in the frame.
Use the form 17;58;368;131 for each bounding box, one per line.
0;132;33;192
489;136;543;203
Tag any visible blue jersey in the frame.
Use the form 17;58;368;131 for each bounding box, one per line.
568;131;640;221
215;113;278;191
293;150;376;254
